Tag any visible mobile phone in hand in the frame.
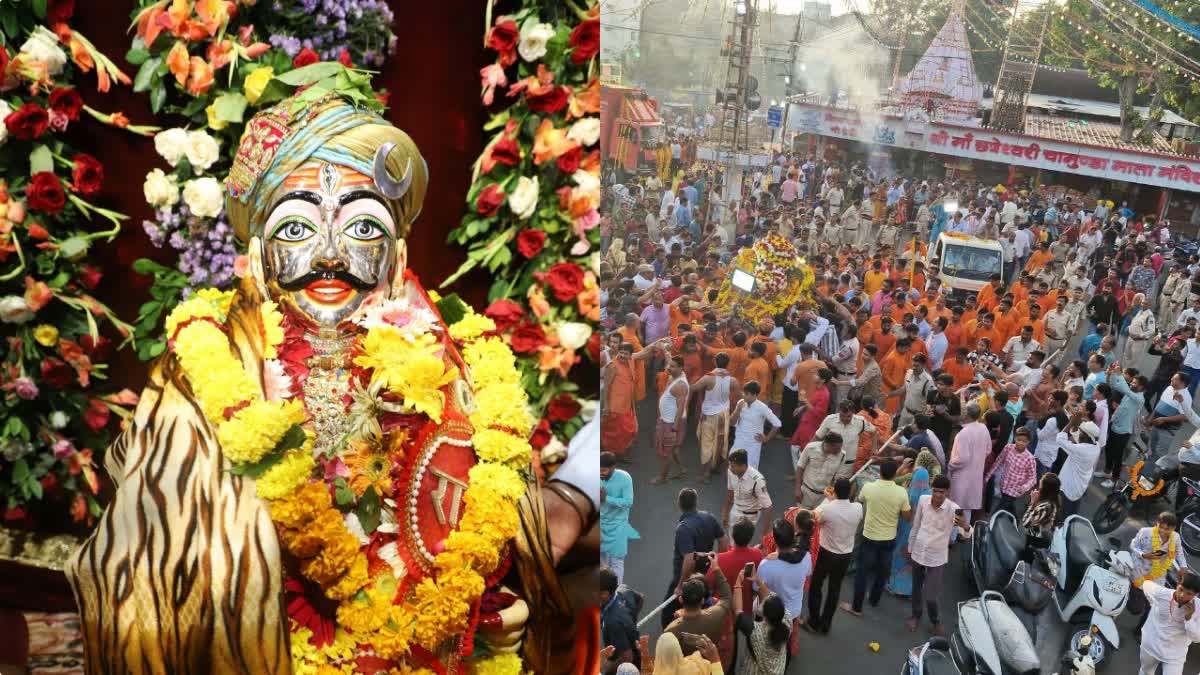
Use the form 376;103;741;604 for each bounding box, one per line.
743;562;755;578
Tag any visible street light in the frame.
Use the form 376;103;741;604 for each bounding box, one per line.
784;75;791;84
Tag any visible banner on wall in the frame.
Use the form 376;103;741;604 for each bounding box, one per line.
789;103;1200;193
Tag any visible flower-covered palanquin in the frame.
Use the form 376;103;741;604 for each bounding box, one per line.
713;233;815;322
66;90;598;675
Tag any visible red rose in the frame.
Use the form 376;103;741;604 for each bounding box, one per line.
586;331;601;361
5;102;49;140
509;321;548;354
490;136;521;169
46;0;74;24
529;418;552;450
48;87;82;121
0;48;9;82
487;18;519;54
77;264;102;291
80;334;112;361
526;85;570;114
547;393;581;422
476;184;506;217
568;19;600;65
516;228;546;259
337;48;354;68
26;172;65;213
72;153;104;197
40;357;72;389
293;47;320;68
484;299;525;332
83;398;110;432
541;262;586;302
556;144;582;174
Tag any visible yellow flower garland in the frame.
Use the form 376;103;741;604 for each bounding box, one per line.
166;292;529;675
1134;526;1176;588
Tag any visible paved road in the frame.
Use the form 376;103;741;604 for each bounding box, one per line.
617;323;1200;673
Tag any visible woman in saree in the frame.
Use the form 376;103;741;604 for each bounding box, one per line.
887;466;931;597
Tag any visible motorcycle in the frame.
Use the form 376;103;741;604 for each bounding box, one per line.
1092;453;1200;556
1047;515;1131;665
967;510;1056;616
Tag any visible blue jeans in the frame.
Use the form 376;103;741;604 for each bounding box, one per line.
852;537;896;611
1184;366;1200;398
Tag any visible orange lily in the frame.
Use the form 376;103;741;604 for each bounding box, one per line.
168;41;190;84
528;286;551;319
532;118;577;165
538;340;579;379
578;272;600;322
195;0;228;35
581;149;600;174
568;78;600;119
186;56;214;95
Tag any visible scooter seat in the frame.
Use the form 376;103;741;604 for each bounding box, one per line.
921;646;959;675
1067;518;1104;591
991;513;1026;572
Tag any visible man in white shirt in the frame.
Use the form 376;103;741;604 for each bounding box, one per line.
722;449;773;531
1055;413;1101;517
1176;296;1200;329
925;317;950;370
1137;572;1200;675
905;473;972;635
809;477;863;634
1000;198;1017;227
1125;293;1157;365
893;354;935;429
730;381;782;469
1148;372;1196;464
814;400;876;457
1012;224;1034;274
1003;325;1042;372
659;187;676;220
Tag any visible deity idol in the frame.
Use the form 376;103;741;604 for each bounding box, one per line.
66;93;599;674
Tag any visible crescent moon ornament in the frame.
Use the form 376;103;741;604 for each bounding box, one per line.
373;142;413;200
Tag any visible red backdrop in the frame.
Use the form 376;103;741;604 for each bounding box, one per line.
70;1;491;392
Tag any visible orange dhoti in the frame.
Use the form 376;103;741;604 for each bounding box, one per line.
617;327;647;401
602;362;639;456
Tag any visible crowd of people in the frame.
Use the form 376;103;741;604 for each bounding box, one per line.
599;149;1200;675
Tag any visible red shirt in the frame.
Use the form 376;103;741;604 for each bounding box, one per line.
708;546;765;616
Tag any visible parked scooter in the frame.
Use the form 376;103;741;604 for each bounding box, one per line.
948;591;1040;674
1047;515;1131;665
968;510;1056;616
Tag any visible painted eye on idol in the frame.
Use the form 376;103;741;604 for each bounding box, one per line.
273;219;315;243
343;217;386;242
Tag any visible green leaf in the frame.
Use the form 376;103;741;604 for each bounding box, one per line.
28;144;52;174
126;46;150;66
150;81;168;114
355;486;381;534
133;56;161;93
435;293;470;326
2;416;28;440
138;340;166;361
335;485;356;507
11;458;28;483
483;110;511;132
132;257;167;275
57;236;91;260
31;0;46;19
274;61;344;86
229;451;283;477
180;96;207;118
213;92;248;123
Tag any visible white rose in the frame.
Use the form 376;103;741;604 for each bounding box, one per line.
182;177;224;218
184;130;220;171
0;100;11;146
556;322;593;351
143;169;180;208
579;398;599;421
567;117;600;147
153;128;190;167
49;411;68;429
0;439;33;463
508;176;539;220
19;26;67;76
571;169;600;196
518;21;556;62
0;296;33;324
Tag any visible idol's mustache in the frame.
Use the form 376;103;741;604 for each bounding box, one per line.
279;269;375;292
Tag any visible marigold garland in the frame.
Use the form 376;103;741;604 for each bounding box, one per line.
164;293;532;673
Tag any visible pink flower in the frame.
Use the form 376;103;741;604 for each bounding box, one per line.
52;438;74;459
480;63;507;106
13;377;37;400
571;208;599;255
48;109;68;132
322;455;349;483
233;254;249;278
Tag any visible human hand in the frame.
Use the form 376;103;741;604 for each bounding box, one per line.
698;635;720;664
476;587;529;654
755;432;767;442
